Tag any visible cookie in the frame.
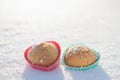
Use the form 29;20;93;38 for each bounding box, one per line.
63;44;100;71
24;41;61;71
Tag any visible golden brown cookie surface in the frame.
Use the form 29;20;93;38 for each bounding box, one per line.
27;42;58;67
65;46;97;67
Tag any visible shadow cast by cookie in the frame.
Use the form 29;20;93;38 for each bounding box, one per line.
22;64;64;80
65;66;111;80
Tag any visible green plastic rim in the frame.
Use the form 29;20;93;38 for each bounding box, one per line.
62;44;100;71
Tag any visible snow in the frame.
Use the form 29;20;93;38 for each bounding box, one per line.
0;0;120;80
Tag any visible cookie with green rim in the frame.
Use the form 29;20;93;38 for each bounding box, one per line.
62;44;100;71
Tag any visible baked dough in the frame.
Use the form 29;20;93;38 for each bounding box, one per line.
65;46;97;67
27;42;58;67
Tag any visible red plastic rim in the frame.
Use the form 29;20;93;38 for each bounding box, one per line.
24;41;61;71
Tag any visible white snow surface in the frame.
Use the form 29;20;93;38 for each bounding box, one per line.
0;0;120;80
